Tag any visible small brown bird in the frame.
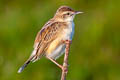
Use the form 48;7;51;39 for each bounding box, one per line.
18;6;83;73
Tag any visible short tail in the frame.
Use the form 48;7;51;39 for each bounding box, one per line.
18;55;36;73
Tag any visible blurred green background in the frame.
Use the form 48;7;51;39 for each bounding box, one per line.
0;0;120;80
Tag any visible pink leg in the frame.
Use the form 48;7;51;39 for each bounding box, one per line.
46;56;63;69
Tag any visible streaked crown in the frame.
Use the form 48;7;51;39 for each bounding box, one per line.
56;6;75;13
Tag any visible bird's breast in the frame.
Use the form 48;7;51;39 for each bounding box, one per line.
62;22;74;40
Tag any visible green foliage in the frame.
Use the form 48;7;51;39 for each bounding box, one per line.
0;0;120;80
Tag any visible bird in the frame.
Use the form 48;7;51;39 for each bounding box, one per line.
18;5;83;73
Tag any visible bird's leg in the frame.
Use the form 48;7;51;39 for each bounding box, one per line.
46;40;72;71
46;56;63;69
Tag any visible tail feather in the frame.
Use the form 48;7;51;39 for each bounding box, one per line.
18;55;35;73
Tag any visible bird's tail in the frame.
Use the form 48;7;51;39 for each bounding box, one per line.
18;55;36;73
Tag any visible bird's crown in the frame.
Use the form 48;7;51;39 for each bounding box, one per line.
53;6;82;22
56;6;75;13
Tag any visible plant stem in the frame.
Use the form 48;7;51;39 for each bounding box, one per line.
61;40;71;80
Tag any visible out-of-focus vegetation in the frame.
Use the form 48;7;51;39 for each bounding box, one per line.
0;0;120;80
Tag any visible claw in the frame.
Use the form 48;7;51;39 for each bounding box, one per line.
62;40;72;44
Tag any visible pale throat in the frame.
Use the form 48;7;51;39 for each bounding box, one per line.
64;16;75;22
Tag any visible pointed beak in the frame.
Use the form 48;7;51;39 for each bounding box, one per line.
75;11;84;14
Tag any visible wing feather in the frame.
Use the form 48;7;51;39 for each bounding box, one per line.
33;21;67;59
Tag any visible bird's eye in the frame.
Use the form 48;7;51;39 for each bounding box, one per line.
66;13;70;15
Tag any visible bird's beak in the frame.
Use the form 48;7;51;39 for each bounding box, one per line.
75;11;84;14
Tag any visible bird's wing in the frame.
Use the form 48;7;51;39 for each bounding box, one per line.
33;21;66;59
34;19;55;47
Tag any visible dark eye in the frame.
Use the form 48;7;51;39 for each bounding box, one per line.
66;13;70;15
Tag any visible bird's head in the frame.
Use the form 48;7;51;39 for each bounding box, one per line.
54;6;83;22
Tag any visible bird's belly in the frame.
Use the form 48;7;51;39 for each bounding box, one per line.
46;43;66;60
